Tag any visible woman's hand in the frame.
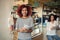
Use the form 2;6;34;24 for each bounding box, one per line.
22;27;33;33
17;27;27;32
17;29;23;32
17;27;32;33
21;27;28;32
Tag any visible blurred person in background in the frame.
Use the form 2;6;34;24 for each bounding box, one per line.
46;14;60;40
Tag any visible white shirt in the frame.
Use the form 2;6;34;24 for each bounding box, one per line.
46;21;58;35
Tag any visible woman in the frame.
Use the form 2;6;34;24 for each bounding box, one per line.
46;14;60;40
16;5;34;40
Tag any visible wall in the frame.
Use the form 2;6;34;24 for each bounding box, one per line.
0;0;12;40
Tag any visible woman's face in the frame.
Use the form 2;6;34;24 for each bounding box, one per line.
50;16;54;21
21;7;28;17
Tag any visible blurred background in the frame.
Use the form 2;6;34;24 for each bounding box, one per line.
0;0;60;40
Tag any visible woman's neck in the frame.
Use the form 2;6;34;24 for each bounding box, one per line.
51;21;54;23
22;16;28;19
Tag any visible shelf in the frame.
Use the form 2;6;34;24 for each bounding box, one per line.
32;33;42;38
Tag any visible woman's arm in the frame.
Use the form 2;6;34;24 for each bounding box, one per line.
16;27;32;32
17;29;24;32
16;19;24;32
20;27;33;33
26;29;33;33
25;17;34;33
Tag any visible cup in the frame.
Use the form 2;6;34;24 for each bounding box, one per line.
24;24;30;29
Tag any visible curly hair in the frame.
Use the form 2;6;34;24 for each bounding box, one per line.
17;5;32;17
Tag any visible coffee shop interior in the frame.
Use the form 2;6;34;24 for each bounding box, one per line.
0;0;60;40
